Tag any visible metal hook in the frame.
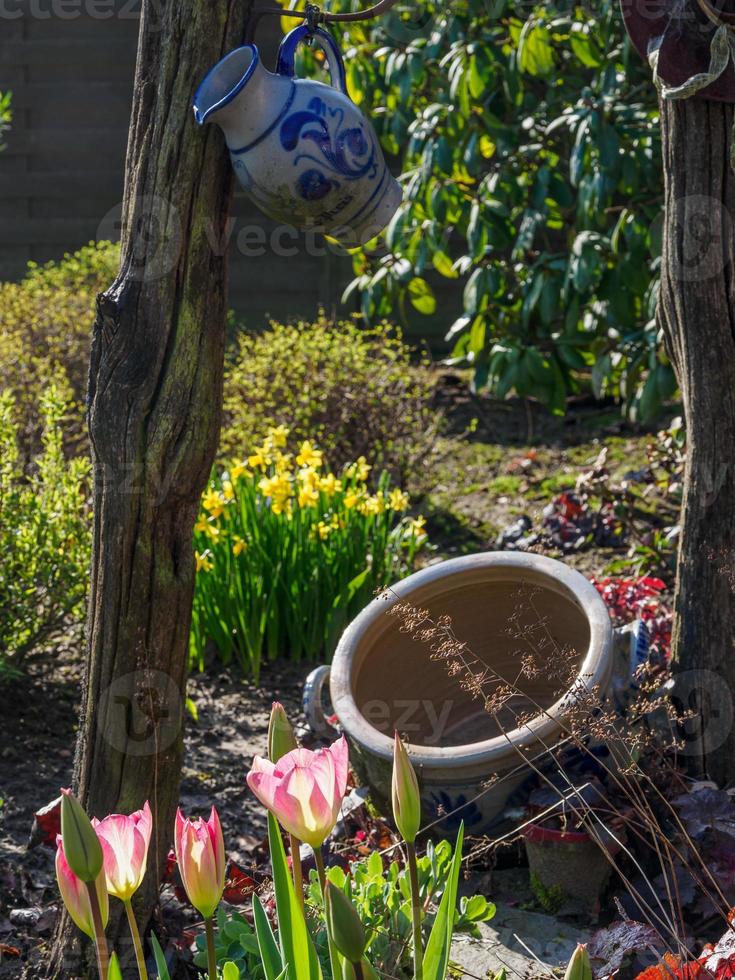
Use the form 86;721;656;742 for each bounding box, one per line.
305;2;323;33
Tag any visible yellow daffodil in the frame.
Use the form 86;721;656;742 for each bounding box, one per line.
298;484;319;509
409;515;427;536
274;452;293;475
232;536;247;556
202;489;225;519
230;460;250;481
314;521;331;540
389;488;409;511
344;490;362;510
222;480;235;501
319;473;342;496
267;424;290;448
259;473;292;502
195;550;214;573
346;456;371;483
296;440;323;469
359;493;385;516
248;445;273;470
272;498;292;517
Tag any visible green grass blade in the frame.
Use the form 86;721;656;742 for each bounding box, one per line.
253;891;283;980
268;811;322;980
423;822;465;980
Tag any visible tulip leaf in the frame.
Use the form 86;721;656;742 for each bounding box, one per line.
253;891;283;980
268;812;322;980
108;953;123;980
150;933;171;980
422;822;465;980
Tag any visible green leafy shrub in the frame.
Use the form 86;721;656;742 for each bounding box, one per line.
0;386;92;675
198;839;494;980
0;241;119;460
221;318;441;481
327;0;671;421
190;427;427;678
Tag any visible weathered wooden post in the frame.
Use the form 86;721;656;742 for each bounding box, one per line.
47;0;249;972
622;0;735;783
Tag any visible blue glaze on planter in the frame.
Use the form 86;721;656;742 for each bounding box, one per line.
192;25;401;246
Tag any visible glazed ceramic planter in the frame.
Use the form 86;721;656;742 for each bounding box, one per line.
306;552;621;835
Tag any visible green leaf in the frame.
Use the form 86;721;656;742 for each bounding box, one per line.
253;893;283;980
151;931;171;980
408;278;437;315
223;963;241;980
432;251;459;279
423;823;465;980
267;812;322;980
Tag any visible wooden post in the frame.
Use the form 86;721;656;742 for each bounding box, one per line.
47;0;249;973
658;96;735;784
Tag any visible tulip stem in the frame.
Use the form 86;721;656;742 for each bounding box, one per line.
85;881;110;980
406;842;423;980
290;834;304;910
314;848;341;980
204;917;217;980
124;900;147;980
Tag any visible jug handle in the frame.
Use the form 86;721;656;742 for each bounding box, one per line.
302;664;337;737
276;25;349;96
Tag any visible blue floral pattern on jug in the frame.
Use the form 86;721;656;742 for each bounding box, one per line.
280;96;378;201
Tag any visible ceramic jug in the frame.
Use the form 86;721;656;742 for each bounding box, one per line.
193;25;402;246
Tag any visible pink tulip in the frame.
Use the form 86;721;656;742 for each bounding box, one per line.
247;735;349;848
91;801;153;902
174;807;226;919
55;834;109;940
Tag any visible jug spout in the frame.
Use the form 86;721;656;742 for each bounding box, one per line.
193;44;262;129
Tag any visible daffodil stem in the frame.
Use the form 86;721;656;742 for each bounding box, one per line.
205;917;217;980
290;834;304;911
124;900;147;980
406;842;423;980
314;847;341;980
85;881;110;980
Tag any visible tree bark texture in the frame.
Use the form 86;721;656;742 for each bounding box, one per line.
45;0;249;974
658;96;735;785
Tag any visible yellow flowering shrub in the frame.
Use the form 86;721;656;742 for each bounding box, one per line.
191;427;427;678
221;317;442;481
0;387;92;675
0;241;120;461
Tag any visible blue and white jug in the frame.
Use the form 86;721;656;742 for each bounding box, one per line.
193;25;402;246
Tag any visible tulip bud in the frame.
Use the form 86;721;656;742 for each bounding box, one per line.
391;733;421;844
325;881;366;964
342;956;380;980
60;788;103;883
268;702;298;763
564;944;592;980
